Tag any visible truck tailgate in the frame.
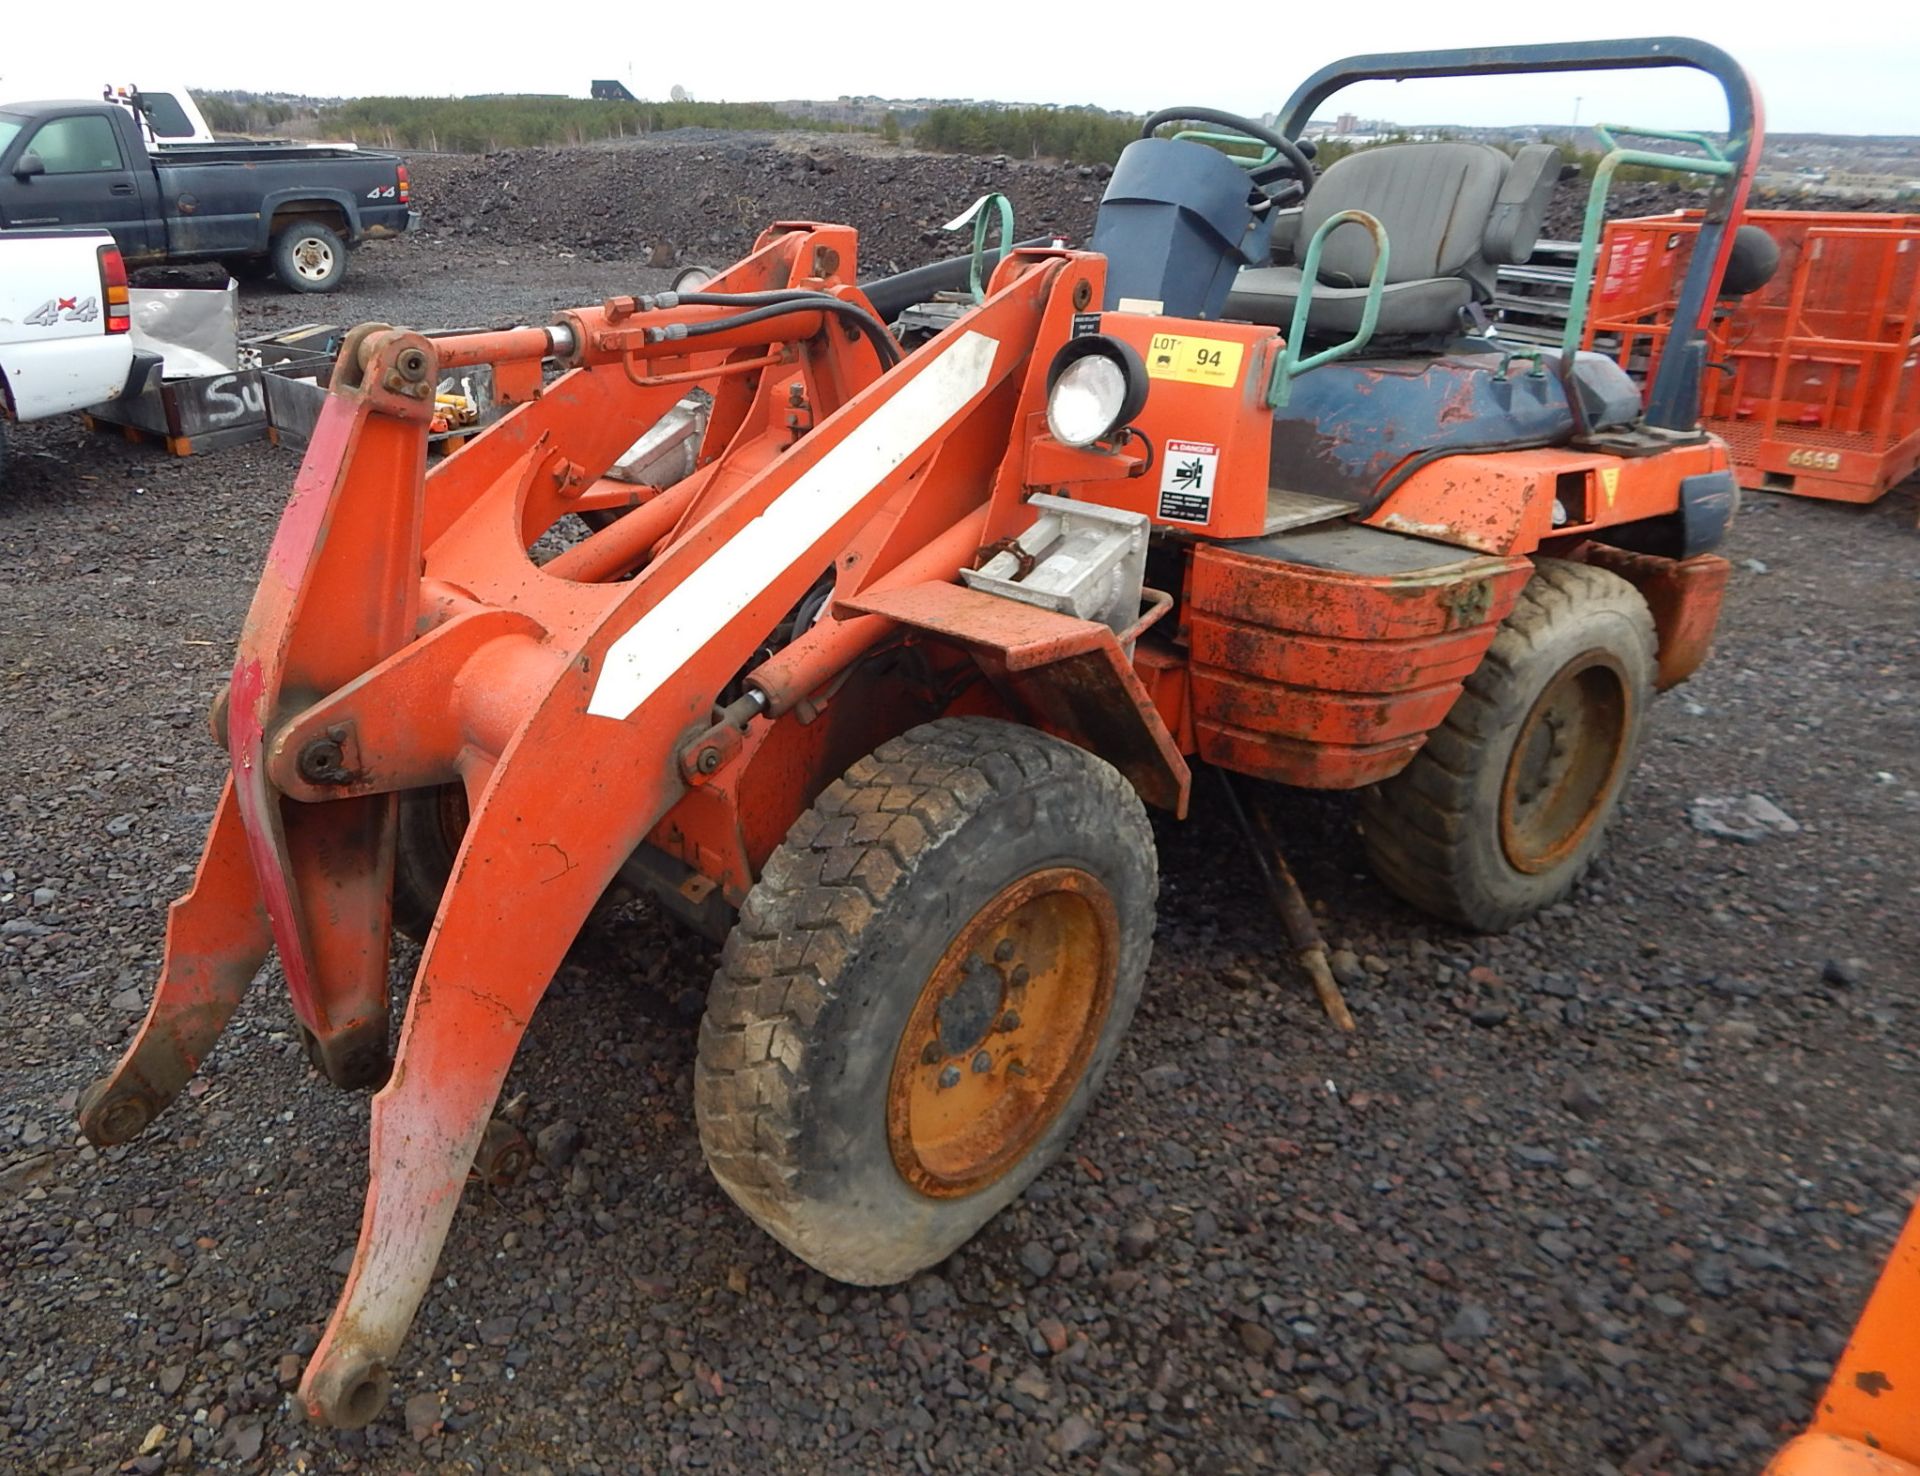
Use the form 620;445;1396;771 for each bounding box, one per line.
0;232;134;419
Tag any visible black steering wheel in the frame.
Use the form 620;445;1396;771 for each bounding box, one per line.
1139;107;1316;209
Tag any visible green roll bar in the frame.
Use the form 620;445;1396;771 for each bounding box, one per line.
943;191;1016;304
1560;124;1735;359
1266;208;1392;408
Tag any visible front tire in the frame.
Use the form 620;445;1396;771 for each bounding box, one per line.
391;785;470;944
1360;558;1656;931
695;716;1157;1285
271;221;348;293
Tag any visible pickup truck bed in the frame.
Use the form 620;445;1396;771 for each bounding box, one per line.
0;101;416;293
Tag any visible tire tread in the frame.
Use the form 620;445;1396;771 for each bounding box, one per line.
1359;559;1656;931
695;717;1148;1221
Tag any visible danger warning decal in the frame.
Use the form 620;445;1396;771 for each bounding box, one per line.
1145;332;1243;387
1158;439;1219;524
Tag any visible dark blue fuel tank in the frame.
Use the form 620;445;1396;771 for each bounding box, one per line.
1269;350;1574;507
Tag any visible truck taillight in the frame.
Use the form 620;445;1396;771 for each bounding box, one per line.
396;163;410;204
98;244;130;334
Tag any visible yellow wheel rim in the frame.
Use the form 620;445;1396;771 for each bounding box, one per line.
1499;651;1633;875
886;867;1118;1199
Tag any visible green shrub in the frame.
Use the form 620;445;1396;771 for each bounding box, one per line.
912;106;1142;165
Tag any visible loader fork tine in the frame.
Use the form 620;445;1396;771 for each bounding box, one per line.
77;777;271;1146
226;380;426;1088
297;758;637;1430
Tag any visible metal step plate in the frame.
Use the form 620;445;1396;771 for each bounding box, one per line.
1262;486;1357;535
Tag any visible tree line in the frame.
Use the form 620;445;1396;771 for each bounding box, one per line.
324;96;799;153
913;106;1143;165
193;89;1698;194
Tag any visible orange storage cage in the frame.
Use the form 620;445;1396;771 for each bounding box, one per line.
1586;209;1920;504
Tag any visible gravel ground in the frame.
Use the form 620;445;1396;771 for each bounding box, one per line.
4;143;1920;1476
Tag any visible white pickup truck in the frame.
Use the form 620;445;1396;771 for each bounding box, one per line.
0;228;153;484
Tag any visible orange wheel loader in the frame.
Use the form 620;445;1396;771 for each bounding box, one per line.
78;37;1769;1427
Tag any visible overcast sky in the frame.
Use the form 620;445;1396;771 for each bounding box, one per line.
8;5;1918;135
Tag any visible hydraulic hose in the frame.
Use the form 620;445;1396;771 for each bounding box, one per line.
646;291;902;368
858;239;1051;321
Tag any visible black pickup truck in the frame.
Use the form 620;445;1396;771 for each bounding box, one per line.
0;100;416;293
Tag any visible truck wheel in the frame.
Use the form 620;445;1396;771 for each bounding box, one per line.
272;221;347;293
1360;558;1656;932
695;716;1157;1285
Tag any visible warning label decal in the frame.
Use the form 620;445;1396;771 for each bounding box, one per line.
1145;333;1244;387
1158;439;1219;524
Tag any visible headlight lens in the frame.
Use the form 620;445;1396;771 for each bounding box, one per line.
1047;353;1131;447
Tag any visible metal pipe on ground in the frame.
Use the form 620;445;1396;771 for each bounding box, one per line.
1214;770;1357;1031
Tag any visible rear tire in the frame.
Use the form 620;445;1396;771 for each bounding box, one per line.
1360;558;1656;931
695;716;1157;1285
271;221;347;293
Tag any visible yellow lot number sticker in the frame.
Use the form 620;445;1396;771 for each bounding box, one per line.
1146;333;1244;387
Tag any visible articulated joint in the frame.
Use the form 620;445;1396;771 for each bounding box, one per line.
678;690;767;785
333;325;442;419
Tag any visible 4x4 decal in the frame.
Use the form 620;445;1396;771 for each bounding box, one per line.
24;295;101;327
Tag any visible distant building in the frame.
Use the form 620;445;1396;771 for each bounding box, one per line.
591;80;638;103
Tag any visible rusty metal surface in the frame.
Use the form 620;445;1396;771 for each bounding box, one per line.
842;580;1114;670
1267;351;1571;506
1581;546;1731;690
1186;534;1530;788
841;580;1191;815
1363;438;1732;558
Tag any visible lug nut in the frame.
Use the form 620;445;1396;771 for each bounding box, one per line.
994;939;1016;963
1010;965;1030;988
971;1051;992;1075
921;1041;941;1065
937;1065;961;1090
999;1010;1021;1032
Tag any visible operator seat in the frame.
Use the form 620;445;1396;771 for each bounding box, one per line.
1224;142;1561;338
